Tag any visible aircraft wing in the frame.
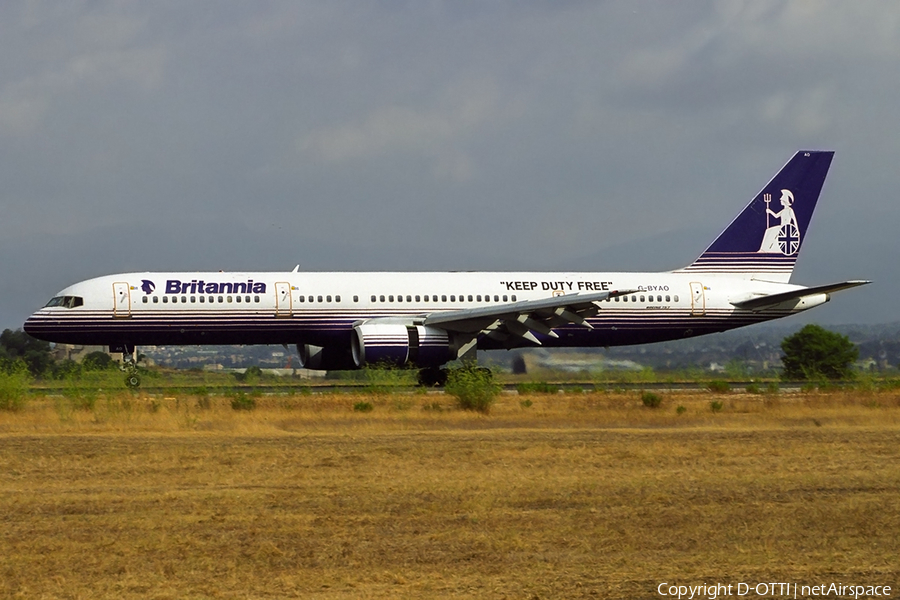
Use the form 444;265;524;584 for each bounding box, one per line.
421;289;638;347
730;280;870;311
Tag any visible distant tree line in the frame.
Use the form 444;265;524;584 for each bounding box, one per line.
0;324;863;381
0;329;116;378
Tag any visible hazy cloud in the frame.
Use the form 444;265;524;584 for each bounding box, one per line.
2;0;897;329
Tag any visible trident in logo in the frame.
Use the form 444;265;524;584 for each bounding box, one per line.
759;190;800;255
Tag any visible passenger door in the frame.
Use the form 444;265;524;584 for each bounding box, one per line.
690;282;705;316
113;282;131;318
275;282;292;317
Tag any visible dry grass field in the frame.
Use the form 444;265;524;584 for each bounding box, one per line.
1;389;899;599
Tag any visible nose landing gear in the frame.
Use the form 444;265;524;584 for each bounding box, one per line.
111;343;141;388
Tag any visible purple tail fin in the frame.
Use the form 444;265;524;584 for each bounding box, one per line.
679;151;834;282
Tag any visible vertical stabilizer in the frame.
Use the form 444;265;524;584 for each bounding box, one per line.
678;151;834;282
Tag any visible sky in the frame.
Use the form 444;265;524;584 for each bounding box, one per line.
2;1;898;330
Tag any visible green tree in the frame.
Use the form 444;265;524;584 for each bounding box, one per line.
82;351;115;371
0;329;53;377
780;324;858;380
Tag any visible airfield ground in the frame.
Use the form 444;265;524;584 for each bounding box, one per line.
1;390;898;598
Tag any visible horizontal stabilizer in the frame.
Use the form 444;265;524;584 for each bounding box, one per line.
731;280;870;310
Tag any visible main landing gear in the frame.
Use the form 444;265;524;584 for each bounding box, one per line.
111;343;141;388
417;367;449;387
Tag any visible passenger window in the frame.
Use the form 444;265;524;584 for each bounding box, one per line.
468;295;473;302
142;297;148;304
450;295;456;302
415;295;420;302
299;296;305;302
432;295;438;302
422;295;428;302
397;295;403;302
623;296;628;302
163;296;168;303
199;296;205;303
406;295;411;302
502;295;508;302
218;296;223;303
353;295;359;302
254;296;260;302
317;296;323;302
640;295;645;302
326;295;332;302
227;296;233;303
236;295;242;303
674;295;679;302
615;297;619;302
441;295;447;302
371;295;376;302
181;296;187;303
665;295;670;302
632;296;637;302
308;296;313;303
172;296;178;304
511;295;517;301
336;295;341;302
389;295;394;302
476;295;481;302
380;295;385;302
191;296;196;303
494;295;499;302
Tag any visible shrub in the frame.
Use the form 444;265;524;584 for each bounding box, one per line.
709;400;724;413
746;383;761;394
766;382;780;395
520;399;533;408
230;392;256;411
362;364;415;394
707;380;730;394
0;366;31;411
676;405;687;415
641;391;662;408
353;401;374;413
516;382;557;394
445;366;499;413
234;365;263;383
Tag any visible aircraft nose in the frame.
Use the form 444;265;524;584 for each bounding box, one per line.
23;314;38;336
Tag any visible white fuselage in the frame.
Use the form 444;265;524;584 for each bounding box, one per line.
24;269;819;351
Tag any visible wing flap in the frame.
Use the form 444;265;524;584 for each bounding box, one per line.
422;289;637;345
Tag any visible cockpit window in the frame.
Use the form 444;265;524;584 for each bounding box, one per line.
44;296;83;309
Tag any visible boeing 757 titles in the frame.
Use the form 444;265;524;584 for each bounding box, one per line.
25;151;869;386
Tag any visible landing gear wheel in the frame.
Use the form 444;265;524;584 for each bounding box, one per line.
116;343;142;389
417;367;449;387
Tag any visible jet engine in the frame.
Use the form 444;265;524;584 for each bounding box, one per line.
296;343;357;371
351;323;456;368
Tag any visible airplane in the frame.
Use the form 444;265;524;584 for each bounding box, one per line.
24;150;869;387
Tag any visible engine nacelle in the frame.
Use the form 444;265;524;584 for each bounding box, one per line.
296;344;357;371
351;323;455;368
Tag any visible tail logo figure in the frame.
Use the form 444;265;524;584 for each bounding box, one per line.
759;189;800;255
141;280;156;295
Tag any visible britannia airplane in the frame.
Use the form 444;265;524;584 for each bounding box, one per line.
25;151;868;386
